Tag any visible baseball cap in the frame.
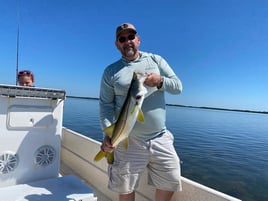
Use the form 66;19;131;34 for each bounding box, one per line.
116;23;137;38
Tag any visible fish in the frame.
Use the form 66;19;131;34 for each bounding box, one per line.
94;72;148;164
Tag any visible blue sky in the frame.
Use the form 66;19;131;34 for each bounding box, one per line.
0;0;267;111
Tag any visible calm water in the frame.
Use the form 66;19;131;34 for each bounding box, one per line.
63;97;268;201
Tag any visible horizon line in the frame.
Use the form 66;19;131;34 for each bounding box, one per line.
66;95;268;115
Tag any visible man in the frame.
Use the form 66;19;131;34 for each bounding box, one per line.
99;23;183;201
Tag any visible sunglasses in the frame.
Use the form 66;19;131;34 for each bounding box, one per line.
18;70;34;81
18;70;33;76
118;34;136;43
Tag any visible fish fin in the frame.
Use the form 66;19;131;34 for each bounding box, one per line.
94;150;106;162
122;138;129;149
103;124;115;138
136;109;145;123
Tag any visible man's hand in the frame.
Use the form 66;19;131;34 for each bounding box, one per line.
144;72;162;87
101;135;114;152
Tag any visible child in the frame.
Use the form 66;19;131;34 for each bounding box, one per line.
17;70;34;87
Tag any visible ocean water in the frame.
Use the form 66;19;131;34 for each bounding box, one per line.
63;97;268;201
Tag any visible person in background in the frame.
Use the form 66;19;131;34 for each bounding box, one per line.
99;23;183;201
17;70;34;87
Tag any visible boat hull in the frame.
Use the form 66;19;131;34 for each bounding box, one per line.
60;127;242;201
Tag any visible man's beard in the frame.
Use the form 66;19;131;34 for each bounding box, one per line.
123;46;137;58
126;50;135;57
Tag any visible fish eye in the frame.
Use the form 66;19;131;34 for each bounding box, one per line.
136;95;141;100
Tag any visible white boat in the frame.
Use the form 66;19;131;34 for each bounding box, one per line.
0;84;242;201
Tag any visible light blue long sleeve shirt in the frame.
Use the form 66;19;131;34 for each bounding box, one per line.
99;51;182;141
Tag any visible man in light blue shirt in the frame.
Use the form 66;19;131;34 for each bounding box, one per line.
99;23;183;201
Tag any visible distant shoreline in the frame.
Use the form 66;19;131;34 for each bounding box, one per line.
66;95;268;115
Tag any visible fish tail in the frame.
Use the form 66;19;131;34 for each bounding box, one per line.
94;150;105;161
106;152;114;164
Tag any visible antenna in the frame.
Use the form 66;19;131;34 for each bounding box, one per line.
16;24;19;85
16;0;20;85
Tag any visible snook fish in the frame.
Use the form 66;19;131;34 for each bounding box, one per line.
94;72;147;164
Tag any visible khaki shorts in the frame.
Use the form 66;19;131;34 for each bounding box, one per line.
108;130;182;194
